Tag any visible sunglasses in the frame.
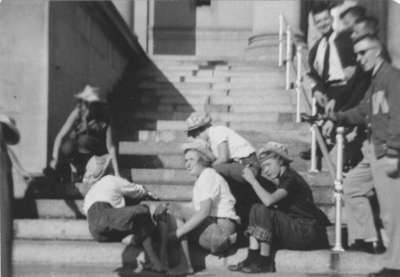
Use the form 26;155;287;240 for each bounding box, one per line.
355;47;378;56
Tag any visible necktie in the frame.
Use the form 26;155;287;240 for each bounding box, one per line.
321;37;330;83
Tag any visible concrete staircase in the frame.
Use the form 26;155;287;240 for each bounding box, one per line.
14;55;384;275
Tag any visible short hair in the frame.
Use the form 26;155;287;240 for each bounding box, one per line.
186;149;212;167
354;16;379;35
187;123;210;138
259;151;290;167
340;5;366;19
310;1;331;16
353;34;382;48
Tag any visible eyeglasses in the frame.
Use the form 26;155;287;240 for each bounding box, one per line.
355;47;378;56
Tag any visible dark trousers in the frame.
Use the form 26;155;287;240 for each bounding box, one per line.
87;202;155;243
245;203;329;250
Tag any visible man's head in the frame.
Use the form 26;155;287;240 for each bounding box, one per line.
351;16;379;40
340;5;366;31
353;35;382;72
311;3;333;36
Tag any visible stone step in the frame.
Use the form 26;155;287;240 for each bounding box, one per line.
130;111;293;123
136;88;294;100
128;169;334;204
13;240;384;274
138;82;212;90
213;80;284;90
138;80;285;90
15;198;342;225
119;120;308;133
135;128;310;144
210;94;294;105
119;140;308;160
138;94;210;106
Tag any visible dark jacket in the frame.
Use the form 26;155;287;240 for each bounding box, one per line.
308;30;356;93
337;61;400;158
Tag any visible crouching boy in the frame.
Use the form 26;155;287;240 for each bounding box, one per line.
82;156;165;272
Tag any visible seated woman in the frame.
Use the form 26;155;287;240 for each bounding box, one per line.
185;112;260;224
228;142;331;273
155;139;239;276
47;85;119;184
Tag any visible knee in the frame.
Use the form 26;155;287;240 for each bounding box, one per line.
198;232;230;254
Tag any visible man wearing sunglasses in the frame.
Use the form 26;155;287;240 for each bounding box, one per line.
325;34;400;277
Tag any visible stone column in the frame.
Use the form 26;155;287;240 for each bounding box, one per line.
252;0;300;35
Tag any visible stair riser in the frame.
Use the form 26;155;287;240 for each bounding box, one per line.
135;129;310;143
15;199;342;224
13;240;384;274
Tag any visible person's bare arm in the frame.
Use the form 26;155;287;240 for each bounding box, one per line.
50;108;79;168
242;166;288;207
176;199;212;238
106;126;120;176
212;141;230;166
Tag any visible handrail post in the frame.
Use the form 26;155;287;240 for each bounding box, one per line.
295;45;303;123
278;14;284;67
285;27;292;90
309;97;319;172
333;127;345;252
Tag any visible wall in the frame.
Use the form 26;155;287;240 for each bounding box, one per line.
0;0;49;173
387;0;400;68
112;0;133;29
252;0;300;35
48;2;130;156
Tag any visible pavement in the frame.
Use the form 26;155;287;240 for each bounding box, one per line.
14;264;369;277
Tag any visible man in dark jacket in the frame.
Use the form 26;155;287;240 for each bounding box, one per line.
324;35;400;277
308;3;359;113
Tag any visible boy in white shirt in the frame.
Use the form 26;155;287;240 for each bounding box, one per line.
82;157;165;273
185;112;260;225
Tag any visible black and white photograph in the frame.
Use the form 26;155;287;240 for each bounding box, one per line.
1;0;400;276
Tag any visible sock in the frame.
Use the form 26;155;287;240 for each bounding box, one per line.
246;249;260;262
257;255;271;266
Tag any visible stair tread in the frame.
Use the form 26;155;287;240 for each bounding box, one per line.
13;239;385;274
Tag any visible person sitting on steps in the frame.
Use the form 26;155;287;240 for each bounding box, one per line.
154;139;239;276
228;142;331;273
185;112;260;229
82;157;165;273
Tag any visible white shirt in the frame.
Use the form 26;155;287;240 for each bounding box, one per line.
313;32;346;83
208;126;255;160
192;168;239;222
83;175;147;215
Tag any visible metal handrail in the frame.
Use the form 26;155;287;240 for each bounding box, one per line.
279;13;345;252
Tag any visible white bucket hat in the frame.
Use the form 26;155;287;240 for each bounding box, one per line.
257;141;293;163
82;154;112;186
185;112;212;132
74;85;104;103
0;114;20;145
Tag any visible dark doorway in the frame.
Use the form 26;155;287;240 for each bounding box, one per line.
153;0;196;55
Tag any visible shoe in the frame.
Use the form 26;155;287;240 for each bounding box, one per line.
348;240;386;254
240;261;273;273
299;149;311;160
228;260;249;272
368;268;400;277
